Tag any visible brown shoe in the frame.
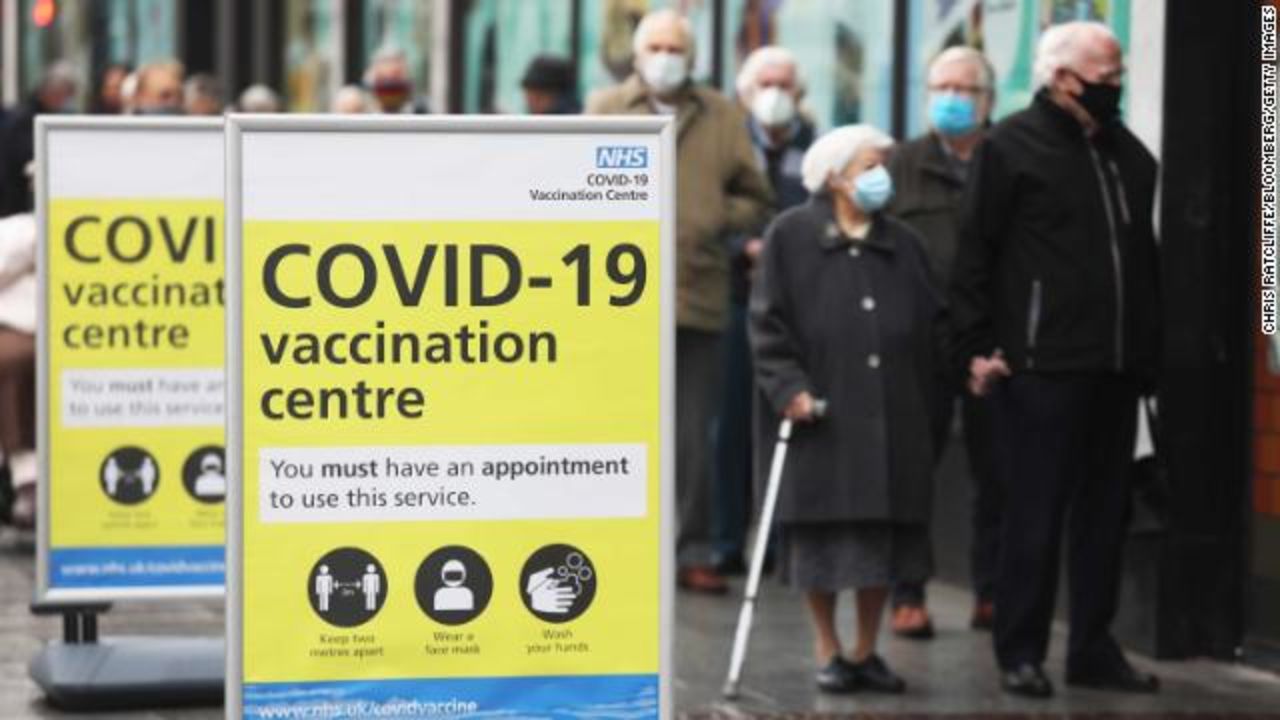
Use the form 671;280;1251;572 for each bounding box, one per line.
891;605;935;639
677;566;728;595
971;600;995;630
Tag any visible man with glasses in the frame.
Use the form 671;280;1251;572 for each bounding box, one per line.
951;21;1161;698
887;46;999;641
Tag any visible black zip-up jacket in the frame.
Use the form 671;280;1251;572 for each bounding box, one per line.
949;90;1160;382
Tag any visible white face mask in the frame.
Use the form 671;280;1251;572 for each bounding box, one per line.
641;51;689;95
751;86;796;128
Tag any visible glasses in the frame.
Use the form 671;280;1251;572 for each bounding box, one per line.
929;83;986;97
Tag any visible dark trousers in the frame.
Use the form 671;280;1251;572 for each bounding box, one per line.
677;328;723;567
892;387;1000;607
991;372;1138;670
712;302;753;562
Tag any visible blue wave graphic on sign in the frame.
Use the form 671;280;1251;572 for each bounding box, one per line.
50;545;225;588
243;675;659;719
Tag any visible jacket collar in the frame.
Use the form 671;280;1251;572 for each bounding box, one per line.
811;192;896;254
918;132;964;185
618;73;705;141
1033;88;1090;138
748;115;815;152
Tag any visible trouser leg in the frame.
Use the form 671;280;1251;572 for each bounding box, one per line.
712;302;752;562
892;377;956;608
1067;375;1139;668
993;373;1086;668
963;392;1001;603
676;328;722;567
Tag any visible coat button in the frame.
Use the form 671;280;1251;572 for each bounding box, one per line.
867;354;881;369
848;245;861;257
861;296;876;311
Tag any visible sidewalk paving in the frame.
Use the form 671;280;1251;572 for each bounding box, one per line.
2;528;1278;718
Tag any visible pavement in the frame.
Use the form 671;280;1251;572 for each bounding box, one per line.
2;527;1278;718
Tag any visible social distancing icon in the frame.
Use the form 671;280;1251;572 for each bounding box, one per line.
99;446;159;505
307;547;387;627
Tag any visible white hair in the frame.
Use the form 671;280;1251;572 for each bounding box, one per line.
735;46;805;102
632;9;696;61
801;124;895;193
331;84;371;113
929;46;994;93
1032;21;1118;88
238;84;281;113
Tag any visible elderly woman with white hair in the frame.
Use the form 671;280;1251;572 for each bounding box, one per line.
750;124;944;694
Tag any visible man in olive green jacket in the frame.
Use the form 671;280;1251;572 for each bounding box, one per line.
587;9;773;594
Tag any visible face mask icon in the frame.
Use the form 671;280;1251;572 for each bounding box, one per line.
434;558;475;612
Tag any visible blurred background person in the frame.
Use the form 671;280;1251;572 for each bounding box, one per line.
751;124;942;695
951;21;1160;699
184;73;225;116
588;8;772;595
715;45;814;575
238;84;282;113
131;59;185;115
91;62;131;114
886;45;998;640
331;84;371;114
520;54;580;114
1;61;77;216
365;46;428;114
0;212;36;530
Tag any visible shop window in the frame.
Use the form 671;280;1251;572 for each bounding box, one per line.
462;0;572;114
721;0;895;133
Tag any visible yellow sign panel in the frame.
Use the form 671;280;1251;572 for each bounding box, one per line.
45;198;226;593
238;220;664;715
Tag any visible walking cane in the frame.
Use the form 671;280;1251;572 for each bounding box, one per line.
722;398;827;700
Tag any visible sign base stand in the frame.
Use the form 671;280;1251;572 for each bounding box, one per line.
28;604;223;711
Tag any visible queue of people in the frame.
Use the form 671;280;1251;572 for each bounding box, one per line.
0;9;1161;702
585;9;1160;700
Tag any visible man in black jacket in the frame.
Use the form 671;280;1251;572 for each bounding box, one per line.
950;21;1160;699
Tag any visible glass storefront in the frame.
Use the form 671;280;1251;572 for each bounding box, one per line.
721;0;896;132
284;0;339;112
462;0;571;113
361;0;434;103
904;0;1132;137
19;0;177;105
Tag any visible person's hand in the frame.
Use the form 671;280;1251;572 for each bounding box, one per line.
968;351;1011;397
743;237;765;264
784;391;816;422
526;568;575;614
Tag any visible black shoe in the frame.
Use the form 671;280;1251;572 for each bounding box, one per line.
713;552;747;576
815;655;858;694
847;654;906;694
1001;663;1054;698
1067;658;1160;693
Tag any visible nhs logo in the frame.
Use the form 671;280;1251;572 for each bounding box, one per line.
595;146;649;169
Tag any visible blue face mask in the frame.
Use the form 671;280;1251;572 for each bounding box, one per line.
929;92;978;136
850;164;894;212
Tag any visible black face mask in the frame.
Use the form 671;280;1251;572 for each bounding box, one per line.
1069;70;1122;122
